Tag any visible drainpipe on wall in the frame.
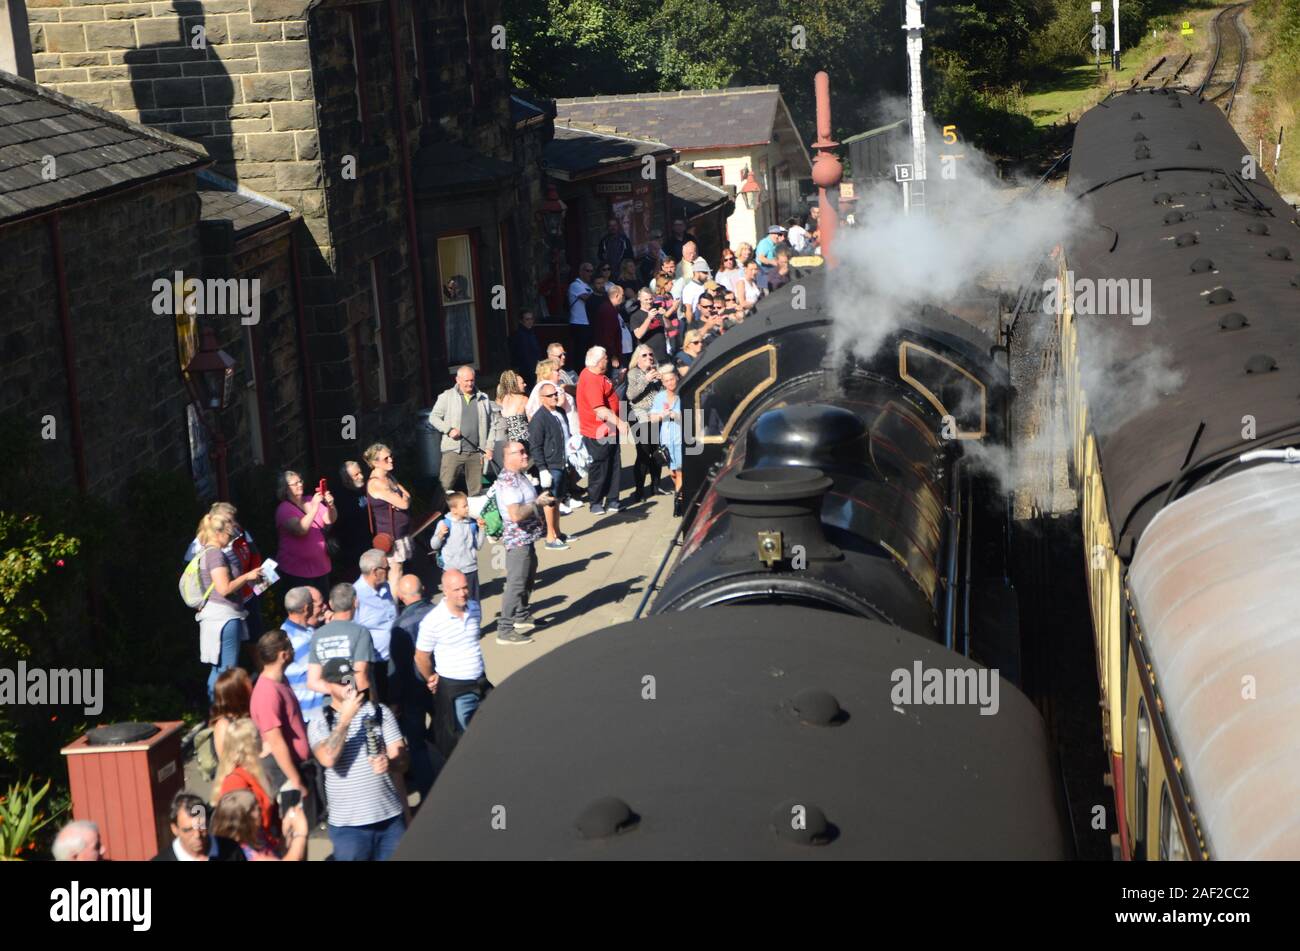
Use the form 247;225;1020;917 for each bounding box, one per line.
289;227;320;471
48;212;88;493
388;0;432;406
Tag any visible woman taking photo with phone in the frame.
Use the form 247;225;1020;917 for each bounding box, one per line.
275;470;335;593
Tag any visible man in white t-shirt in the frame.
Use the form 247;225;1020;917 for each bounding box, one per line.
787;216;811;254
414;568;491;758
681;260;712;321
567;262;595;356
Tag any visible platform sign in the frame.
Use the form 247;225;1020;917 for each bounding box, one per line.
894;163;913;183
1181;21;1194;35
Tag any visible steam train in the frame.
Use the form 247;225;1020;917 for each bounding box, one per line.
397;271;1075;859
1054;87;1300;860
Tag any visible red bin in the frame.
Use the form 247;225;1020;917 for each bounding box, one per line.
61;721;185;861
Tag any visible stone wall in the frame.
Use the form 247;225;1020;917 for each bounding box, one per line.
306;0;421;457
0;174;203;500
200;223;307;476
24;0;553;476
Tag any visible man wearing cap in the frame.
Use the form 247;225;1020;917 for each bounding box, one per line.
681;259;712;323
414;568;494;759
755;225;786;271
308;657;408;861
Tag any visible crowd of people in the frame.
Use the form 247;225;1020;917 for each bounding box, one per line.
50;211;819;863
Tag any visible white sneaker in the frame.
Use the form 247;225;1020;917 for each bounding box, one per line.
566;498;585;509
559;501;573;515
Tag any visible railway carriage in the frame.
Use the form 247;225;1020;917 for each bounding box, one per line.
1057;87;1300;859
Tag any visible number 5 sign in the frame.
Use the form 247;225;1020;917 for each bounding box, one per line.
942;125;958;145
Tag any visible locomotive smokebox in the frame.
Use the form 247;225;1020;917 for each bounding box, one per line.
714;467;841;569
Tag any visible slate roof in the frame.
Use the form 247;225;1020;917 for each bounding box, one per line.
197;171;293;247
668;164;730;220
544;124;672;180
556;86;785;151
1064;88;1300;552
396;606;1070;860
0;67;208;225
511;90;552;129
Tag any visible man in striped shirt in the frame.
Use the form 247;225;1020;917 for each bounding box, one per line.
308;658;408;861
414;569;491;759
282;586;327;722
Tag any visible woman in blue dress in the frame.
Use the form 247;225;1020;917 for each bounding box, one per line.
649;363;685;515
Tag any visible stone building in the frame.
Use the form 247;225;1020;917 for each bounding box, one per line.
556;86;812;248
26;0;553;491
0;69;210;499
543;124;674;283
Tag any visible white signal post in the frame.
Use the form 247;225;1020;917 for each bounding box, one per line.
1112;0;1121;70
903;0;926;215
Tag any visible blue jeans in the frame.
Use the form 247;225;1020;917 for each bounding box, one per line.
398;707;435;801
454;691;480;731
206;618;245;701
329;813;407;861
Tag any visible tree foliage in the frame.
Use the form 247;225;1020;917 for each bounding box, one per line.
505;0;1199;151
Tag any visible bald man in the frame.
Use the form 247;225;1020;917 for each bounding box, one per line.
389;573;435;797
414;569;492;758
429;365;498;496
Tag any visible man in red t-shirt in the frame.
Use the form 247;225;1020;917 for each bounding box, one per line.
250;630;311;808
576;346;630;515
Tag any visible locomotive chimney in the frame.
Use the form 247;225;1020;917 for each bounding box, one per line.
714;467;841;569
811;71;842;266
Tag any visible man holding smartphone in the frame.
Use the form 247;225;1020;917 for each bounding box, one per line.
250;630;313;822
493;441;551;645
308;658;407;861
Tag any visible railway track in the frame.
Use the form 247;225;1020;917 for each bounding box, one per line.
1140;50;1194;87
1198;3;1249;116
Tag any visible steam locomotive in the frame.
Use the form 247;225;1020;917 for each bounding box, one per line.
397;272;1075;860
